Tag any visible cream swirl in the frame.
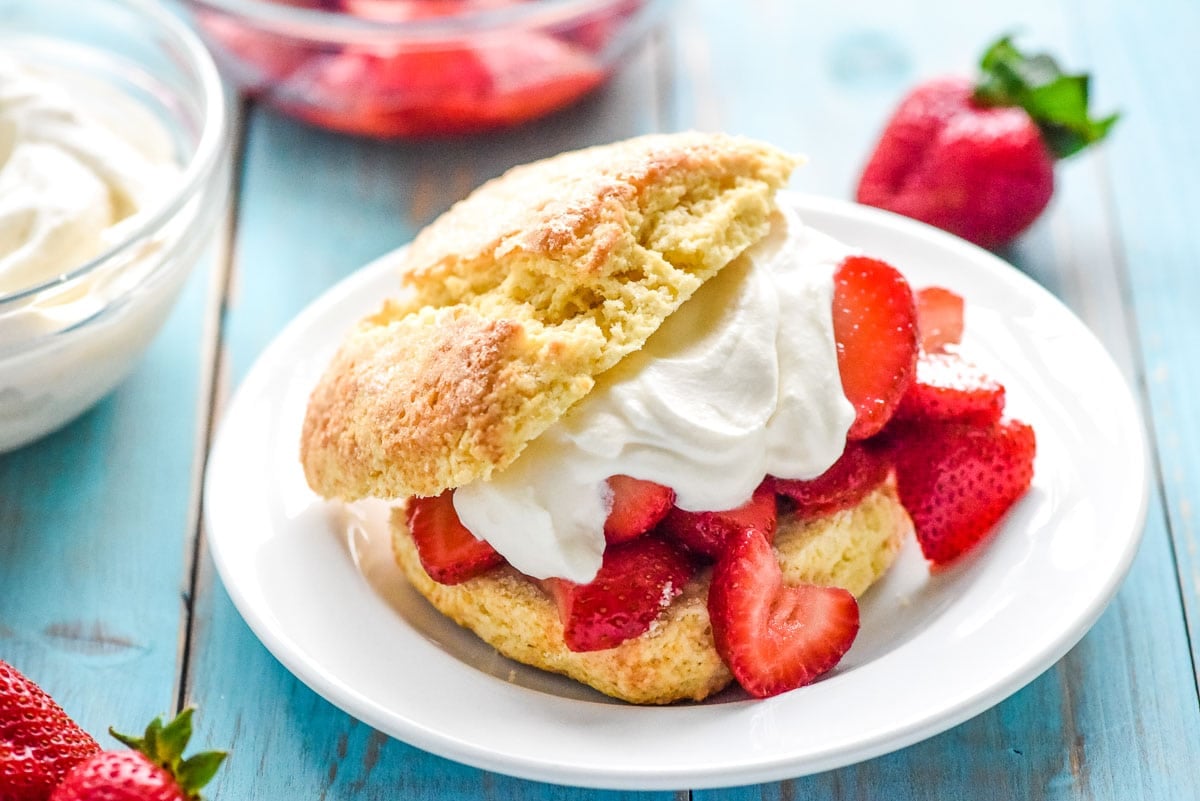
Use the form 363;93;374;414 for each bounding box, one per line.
453;205;857;582
0;55;177;313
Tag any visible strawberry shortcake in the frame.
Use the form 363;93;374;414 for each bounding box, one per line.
300;132;1035;704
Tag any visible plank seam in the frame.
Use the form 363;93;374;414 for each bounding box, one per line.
174;94;253;714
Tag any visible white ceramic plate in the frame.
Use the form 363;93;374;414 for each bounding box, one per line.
204;194;1148;790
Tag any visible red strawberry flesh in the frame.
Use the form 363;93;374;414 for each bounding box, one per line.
545;536;695;652
896;350;1006;425
832;255;919;440
774;441;892;519
658;480;777;559
708;529;860;698
407;491;505;585
603;475;676;545
914;286;964;353
890;417;1036;565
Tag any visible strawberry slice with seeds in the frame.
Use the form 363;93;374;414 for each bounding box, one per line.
708;528;860;698
890;417;1036;565
407;491;505;585
896;350;1006;424
545;536;695;652
915;286;964;353
774;441;892;518
658;481;777;560
604;475;676;545
832;255;919;440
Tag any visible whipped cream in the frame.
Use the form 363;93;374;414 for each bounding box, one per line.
0;54;178;338
0;51;195;452
454;205;857;582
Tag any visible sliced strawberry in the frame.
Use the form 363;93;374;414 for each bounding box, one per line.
658;481;777;560
832;256;919;440
561;1;643;52
708;528;860;698
890;417;1036;566
896;350;1006;424
461;32;605;127
280;45;494;138
544;536;695;652
406;491;505;584
773;441;892;518
604;475;676;545
275;29;602;137
915;286;964;353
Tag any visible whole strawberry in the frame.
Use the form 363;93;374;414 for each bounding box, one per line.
857;36;1118;249
1;659;100;801
49;709;224;801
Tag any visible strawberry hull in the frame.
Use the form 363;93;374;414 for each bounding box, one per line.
856;36;1117;248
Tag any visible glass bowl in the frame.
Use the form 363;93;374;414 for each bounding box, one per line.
181;0;672;138
0;0;230;452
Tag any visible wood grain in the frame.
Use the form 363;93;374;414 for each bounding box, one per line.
4;0;1199;798
0;250;216;741
1068;0;1200;689
670;0;1200;799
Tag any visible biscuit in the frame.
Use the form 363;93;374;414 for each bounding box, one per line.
301;133;796;502
391;482;911;705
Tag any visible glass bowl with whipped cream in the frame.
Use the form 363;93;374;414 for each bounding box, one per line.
179;0;671;138
0;0;230;452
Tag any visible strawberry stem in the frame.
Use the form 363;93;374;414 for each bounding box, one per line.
109;707;227;800
972;35;1118;159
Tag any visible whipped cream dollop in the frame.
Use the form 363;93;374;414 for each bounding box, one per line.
0;55;178;339
454;204;858;582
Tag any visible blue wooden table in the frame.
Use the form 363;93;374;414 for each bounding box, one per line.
4;0;1200;797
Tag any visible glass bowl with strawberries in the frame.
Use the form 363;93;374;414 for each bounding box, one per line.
180;0;672;138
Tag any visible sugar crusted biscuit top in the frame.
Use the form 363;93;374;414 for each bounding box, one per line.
301;133;797;501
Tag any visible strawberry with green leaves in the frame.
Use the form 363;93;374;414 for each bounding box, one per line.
1;660;100;801
49;709;224;801
857;36;1118;248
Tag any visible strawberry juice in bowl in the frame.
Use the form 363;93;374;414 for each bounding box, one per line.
179;0;673;138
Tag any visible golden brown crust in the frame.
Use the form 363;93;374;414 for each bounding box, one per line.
301;133;797;501
391;482;912;705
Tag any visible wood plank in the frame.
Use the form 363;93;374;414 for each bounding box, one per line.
1067;0;1200;687
665;0;1200;798
187;39;685;799
0;242;219;739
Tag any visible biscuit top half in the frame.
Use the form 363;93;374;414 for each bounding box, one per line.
300;132;797;502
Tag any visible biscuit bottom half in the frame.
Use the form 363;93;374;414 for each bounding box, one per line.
390;482;912;704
